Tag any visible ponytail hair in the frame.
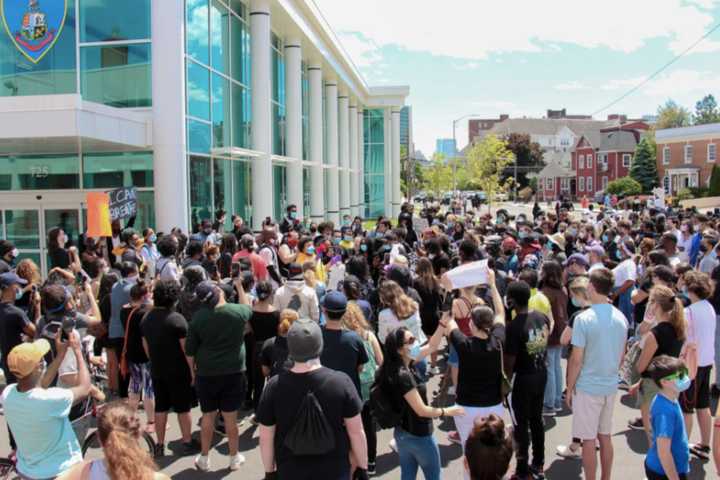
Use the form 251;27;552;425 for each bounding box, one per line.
97;402;158;480
649;285;686;341
278;309;299;336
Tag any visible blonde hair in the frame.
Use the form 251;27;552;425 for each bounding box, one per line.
649;285;686;341
379;280;418;320
342;302;370;334
303;269;317;288
16;259;40;285
568;276;589;300
97;402;158;480
278;309;299;336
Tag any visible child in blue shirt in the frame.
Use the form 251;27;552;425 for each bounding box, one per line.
644;355;690;480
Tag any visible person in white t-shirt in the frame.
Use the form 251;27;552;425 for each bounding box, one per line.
681;270;717;461
612;239;637;328
677;221;694;263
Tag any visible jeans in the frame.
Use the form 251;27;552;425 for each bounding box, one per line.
361;402;377;464
543;346;563;410
509;371;547;475
393;428;441;480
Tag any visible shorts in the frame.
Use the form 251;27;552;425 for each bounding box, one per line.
128;362;154;398
153;374;195;413
637;377;660;408
572;390;616;440
448;345;459;367
680;365;712;414
644;461;688;480
196;372;246;413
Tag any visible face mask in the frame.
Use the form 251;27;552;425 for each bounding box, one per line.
149;234;157;243
571;297;583;308
333;238;341;245
518;232;528;240
10;248;18;259
615;250;623;261
601;234;609;243
306;246;315;255
289;211;297;220
204;228;212;235
288;238;298;248
681;287;688;297
569;228;578;237
693;225;700;233
675;375;692;392
343;235;352;242
360;244;368;253
408;342;421;360
376;232;384;238
342;219;350;226
15;287;24;301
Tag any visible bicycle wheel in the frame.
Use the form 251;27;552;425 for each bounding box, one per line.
81;430;103;460
140;431;156;456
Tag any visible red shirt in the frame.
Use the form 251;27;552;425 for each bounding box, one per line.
232;250;268;281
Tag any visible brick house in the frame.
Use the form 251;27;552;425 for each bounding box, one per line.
537;151;574;201
573;122;648;198
656;123;720;195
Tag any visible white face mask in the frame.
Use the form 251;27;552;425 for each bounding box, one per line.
10;248;18;258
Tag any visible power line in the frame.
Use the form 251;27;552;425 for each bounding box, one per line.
592;21;720;116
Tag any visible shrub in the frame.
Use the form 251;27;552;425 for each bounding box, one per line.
606;177;642;196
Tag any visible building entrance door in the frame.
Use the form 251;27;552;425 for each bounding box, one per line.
1;202;83;276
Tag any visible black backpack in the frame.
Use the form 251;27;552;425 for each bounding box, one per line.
369;377;403;430
287;293;302;312
283;388;335;456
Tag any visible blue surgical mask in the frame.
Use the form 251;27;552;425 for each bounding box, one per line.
306;246;315;255
333;238;341;245
602;234;609;243
408;342;421;360
149;234;157;243
675;375;691;392
360;244;368;252
343;235;352;242
571;297;583;308
15;287;24;301
289;211;297;220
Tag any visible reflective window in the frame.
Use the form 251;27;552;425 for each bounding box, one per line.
232;159;252;225
272;44;286;155
187;60;210;121
272;102;286;156
83;152;153;188
135;190;156;230
189;156;212;224
210;0;229;74
213;158;232;221
323;168;330;212
0;155;79;190
212;73;231;149
5;210;40;249
80;43;151;107
0;0;77;97
303;167;311;217
229;0;246;18
301;64;309;160
230;14;249;85
273;164;287;220
363;109;385;218
80;0;150;42
232;83;250;149
186;0;210;64
188;120;211;154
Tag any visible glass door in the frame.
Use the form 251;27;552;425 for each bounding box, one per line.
43;207;81;273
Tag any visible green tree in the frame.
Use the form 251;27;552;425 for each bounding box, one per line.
694;94;720;125
503;133;544;189
606;177;642;196
656;99;691;129
466;134;515;212
629;137;658;193
709;165;720;195
423;153;453;198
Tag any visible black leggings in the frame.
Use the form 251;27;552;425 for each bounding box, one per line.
251;341;266;411
645;462;687;480
510;371;547;476
361;401;377;464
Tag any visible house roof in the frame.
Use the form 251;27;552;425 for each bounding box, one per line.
487;118;616;137
543;150;572;167
599;130;638;152
538;161;574;178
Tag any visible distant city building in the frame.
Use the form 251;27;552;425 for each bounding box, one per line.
656;122;720;195
436;138;457;160
546;108;592;120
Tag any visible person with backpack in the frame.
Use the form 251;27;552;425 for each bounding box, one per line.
342;302;383;475
273;263;319;322
374;322;463;480
257;318;369;480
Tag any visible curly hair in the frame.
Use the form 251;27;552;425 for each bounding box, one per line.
97;402;158;480
341;302;370;334
379;280;418;320
683;270;712;300
15;258;40;285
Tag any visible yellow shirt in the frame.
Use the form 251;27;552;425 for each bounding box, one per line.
528;288;552;318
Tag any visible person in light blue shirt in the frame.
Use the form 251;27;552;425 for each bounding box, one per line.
644;355;691;480
2;334;91;479
567;268;627;480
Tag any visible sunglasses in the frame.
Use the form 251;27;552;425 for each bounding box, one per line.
661;366;689;382
405;336;416;346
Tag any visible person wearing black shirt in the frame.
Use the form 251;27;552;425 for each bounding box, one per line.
248;281;280;412
140;280;198;457
47;227;71;270
504;280;550;479
257;319;369;480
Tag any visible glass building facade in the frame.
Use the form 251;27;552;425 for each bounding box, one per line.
364;109;385;218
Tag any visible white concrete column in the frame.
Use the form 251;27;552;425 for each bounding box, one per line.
250;0;272;231
358;108;365;217
325;82;339;224
151;0;188;232
338;92;350;220
392;108;402;218
308;64;324;223
383;108;392;216
349;100;358;218
284;37;303;220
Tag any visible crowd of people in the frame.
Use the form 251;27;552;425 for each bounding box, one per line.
0;197;719;479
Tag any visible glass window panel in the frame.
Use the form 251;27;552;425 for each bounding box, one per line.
44;209;79;251
135;190;156;230
83;152;153;189
186;0;209;64
323;168;329;212
365;145;384;176
364;175;384;219
213;158;232;219
5;209;40;249
272;49;285;104
273;164;287;220
232;159;252;225
210;0;229;74
80;43;151;107
187;60;210;121
212;73;231;149
187;120;211;154
189;156;212;226
229;0;245;18
80;0;150;42
0;211;3;238
231;83;250;149
272;102;286;156
0;155;79;190
230;14;249;85
303;167;310;217
0;0;77;97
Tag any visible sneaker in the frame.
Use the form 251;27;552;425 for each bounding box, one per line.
229;453;245;471
153;443;165;458
448;431;462;445
530;465;545;479
388;439;397;453
367;462;376;475
556;444;581;459
690;443;710;460
542;407;556;417
628;417;644;430
181;439;202;456
194;454;211;472
250;414;258;426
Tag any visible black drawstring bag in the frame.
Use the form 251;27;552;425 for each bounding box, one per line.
283;390;335;456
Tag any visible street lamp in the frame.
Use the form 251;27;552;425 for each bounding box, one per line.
452;114;483;194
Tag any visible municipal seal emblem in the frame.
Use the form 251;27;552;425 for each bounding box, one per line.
1;0;67;64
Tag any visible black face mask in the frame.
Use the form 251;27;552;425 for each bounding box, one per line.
699;245;709;253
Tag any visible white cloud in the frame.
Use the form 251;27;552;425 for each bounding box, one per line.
643;69;720;97
315;0;720;63
600;77;647;91
554;81;590;91
336;33;382;68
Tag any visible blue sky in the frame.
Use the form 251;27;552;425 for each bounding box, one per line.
314;0;720;156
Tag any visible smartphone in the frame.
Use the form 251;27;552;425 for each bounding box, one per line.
440;292;454;312
231;262;241;278
75;272;84;285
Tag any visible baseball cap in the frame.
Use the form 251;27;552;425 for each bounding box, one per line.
585;244;606;256
288;263;304;280
0;272;28;289
323;290;348;314
564;253;589;268
287;319;323;362
195;281;219;306
7;339;50;379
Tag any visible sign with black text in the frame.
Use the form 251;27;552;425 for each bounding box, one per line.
108;187;137;220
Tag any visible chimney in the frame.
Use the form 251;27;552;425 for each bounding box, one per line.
500;114;509;121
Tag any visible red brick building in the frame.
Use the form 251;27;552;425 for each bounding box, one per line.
468;115;509;144
656;123;720;195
